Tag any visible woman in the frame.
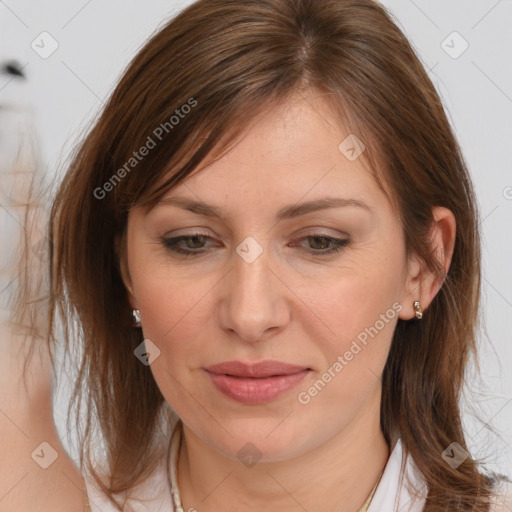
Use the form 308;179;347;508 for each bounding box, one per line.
2;0;511;510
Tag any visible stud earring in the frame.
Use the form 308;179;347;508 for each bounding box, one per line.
413;301;423;320
131;309;142;328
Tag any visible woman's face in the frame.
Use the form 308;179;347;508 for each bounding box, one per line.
123;90;416;462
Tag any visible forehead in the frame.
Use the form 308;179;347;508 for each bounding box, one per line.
163;92;385;205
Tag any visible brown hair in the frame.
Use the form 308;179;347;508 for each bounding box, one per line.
44;0;499;509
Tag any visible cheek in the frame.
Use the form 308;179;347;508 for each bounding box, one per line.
130;260;222;400
133;275;210;415
291;276;402;423
309;246;406;372
325;272;402;342
135;273;207;349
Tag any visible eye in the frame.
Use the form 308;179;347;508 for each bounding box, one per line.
160;232;349;258
160;233;214;256
290;234;350;256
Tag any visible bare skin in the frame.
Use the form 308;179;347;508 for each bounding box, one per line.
0;173;84;511
121;88;457;512
0;319;85;512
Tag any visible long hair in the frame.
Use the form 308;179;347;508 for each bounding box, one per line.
45;0;497;509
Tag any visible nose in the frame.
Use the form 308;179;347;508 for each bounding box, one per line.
217;240;291;344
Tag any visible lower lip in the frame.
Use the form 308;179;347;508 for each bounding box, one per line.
206;370;310;405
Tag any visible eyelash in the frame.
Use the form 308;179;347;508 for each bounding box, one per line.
159;233;350;257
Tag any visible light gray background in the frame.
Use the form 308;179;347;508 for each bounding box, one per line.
1;0;511;477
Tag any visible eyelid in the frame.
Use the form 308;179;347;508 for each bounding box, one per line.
162;227;212;237
291;227;350;239
161;228;348;244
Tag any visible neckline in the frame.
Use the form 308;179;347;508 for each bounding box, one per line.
167;420;384;512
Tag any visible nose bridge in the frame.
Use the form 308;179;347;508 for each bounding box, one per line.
217;236;289;342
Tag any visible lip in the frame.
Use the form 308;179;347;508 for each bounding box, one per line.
204;360;310;378
204;360;311;404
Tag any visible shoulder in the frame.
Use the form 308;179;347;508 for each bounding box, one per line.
84;459;174;512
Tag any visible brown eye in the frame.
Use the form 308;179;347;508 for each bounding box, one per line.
291;234;350;256
160;233;214;256
307;235;332;250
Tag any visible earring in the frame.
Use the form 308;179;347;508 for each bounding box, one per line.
131;309;142;328
413;301;423;320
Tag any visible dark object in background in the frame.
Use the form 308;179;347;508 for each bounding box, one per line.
1;61;25;78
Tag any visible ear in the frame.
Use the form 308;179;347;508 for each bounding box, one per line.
115;232;138;310
398;206;456;320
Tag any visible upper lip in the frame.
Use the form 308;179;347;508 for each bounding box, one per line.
204;360;310;378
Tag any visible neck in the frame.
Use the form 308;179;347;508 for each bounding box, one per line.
177;389;389;512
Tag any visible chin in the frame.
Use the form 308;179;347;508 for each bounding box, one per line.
191;414;324;464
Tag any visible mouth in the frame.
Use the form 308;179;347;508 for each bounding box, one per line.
203;360;312;404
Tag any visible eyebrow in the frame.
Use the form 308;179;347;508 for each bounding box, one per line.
156;196;373;220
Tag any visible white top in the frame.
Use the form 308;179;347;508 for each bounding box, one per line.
84;437;511;512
